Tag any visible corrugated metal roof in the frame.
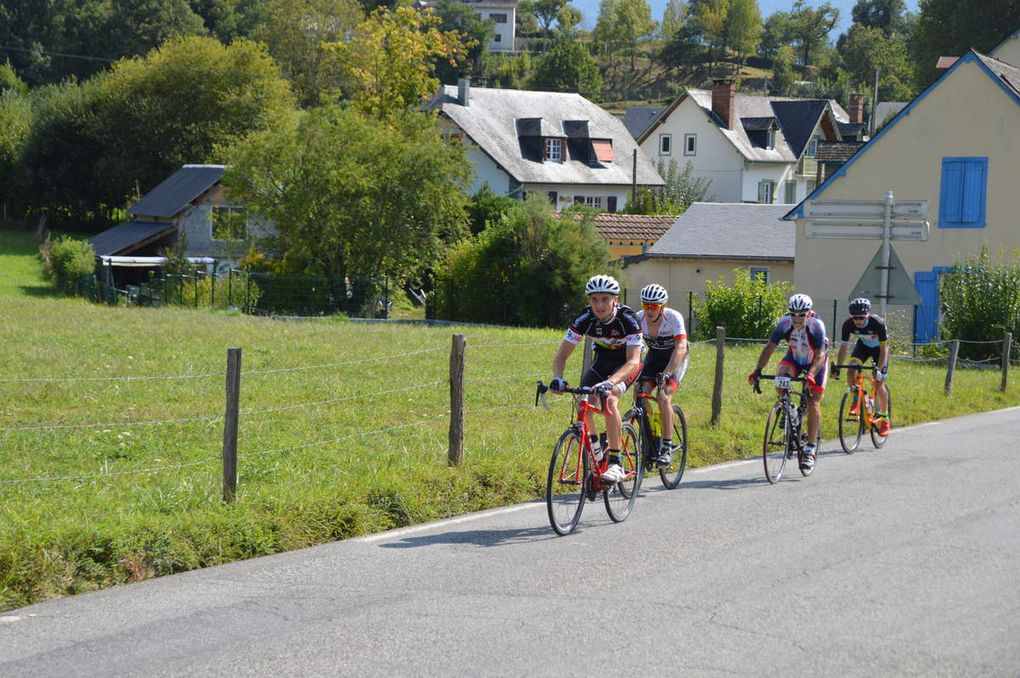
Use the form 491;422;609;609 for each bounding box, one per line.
432;85;664;187
648;203;793;260
129;164;225;218
87;221;176;256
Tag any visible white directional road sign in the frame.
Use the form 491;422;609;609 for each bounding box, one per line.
804;199;928;221
805;221;929;241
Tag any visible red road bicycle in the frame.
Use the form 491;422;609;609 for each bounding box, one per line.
536;381;642;535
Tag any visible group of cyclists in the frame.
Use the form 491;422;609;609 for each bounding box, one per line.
550;274;891;482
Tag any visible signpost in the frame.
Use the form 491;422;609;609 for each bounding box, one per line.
805;192;928;316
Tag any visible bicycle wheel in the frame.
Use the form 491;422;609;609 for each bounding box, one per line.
546;429;587;535
604;423;642;523
659;404;689;489
618;412;645;500
838;387;864;454
871;385;892;448
763;402;791;484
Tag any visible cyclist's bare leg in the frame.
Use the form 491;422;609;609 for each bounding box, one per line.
876;378;889;414
805;387;822;443
657;384;675;434
603;392;623;449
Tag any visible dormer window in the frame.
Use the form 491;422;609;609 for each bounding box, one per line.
808;136;820;157
545;138;562;162
766;128;776;150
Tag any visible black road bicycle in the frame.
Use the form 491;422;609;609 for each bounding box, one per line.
622;373;689;492
754;373;815;484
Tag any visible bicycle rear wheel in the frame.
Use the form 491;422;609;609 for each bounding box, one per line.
546;429;587;535
871;386;892;448
604;423;642;523
838;388;864;454
763;402;791;484
659;404;689;489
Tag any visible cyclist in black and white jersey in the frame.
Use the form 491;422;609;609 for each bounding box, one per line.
635;283;689;466
550;274;642;484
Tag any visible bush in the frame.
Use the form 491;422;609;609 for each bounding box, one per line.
692;268;794;340
940;248;1020;361
41;235;95;294
433;195;615;326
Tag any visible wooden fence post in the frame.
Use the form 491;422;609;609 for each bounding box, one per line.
448;333;466;466
1001;332;1012;392
222;347;242;503
944;339;959;395
711;326;725;425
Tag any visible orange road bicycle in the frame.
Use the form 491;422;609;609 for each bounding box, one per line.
536;381;642;536
623;373;689;491
832;363;892;453
753;373;815;484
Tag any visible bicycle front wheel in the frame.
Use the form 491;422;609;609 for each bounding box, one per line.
871;385;892;448
838;388;864;454
546;429;587;536
605;423;642;523
763;402;791;484
659;404;689;489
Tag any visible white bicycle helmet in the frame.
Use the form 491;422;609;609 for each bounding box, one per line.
849;297;871;315
788;293;813;312
640;283;668;304
585;274;620;295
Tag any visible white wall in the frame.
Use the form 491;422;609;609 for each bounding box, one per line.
524;183;632;212
466;145;513;196
639;97;744;203
476;6;516;52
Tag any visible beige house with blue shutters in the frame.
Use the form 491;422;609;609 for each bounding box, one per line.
783;45;1020;343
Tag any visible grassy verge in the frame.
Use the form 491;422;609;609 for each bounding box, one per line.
3;228;1018;611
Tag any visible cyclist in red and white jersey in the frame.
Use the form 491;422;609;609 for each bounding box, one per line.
550;274;643;484
635;283;689;466
749;293;829;471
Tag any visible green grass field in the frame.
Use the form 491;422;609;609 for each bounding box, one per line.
3;227;1018;611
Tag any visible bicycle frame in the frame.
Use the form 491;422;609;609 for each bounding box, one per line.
536;382;615;490
755;373;810;483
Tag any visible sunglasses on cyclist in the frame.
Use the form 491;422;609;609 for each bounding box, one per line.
851;315;868;321
642;303;664;311
789;311;808;318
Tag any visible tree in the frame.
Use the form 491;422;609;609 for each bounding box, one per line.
327;7;471;119
189;0;271;42
771;44;797;94
837;24;916;100
912;0;1020;89
103;0;207;60
529;38;604;100
256;0;362;107
851;0;909;36
433;0;494;83
759;10;793;59
660;0;689;39
596;0;657;72
0;86;33;218
693;0;731;66
433;195;613;326
727;0;763;67
533;0;567;36
626;159;710;215
556;4;583;36
223;106;471;301
788;0;839;67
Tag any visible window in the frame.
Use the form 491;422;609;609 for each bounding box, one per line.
490;13;507;23
766;128;776;150
659;134;671;156
684;133;696;156
757;180;775;204
806;178;817;195
784;180;796;204
493;34;501;42
807;136;819;157
607;196;618;213
584;196;603;209
544;138;562;162
547;191;558;205
211;206;248;241
939;157;988;228
750;267;770;283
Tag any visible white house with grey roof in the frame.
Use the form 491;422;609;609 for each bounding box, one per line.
633;80;857;206
429;81;664;212
622;202;794;304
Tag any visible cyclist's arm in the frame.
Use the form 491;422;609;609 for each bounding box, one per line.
551;339;576;379
879;340;890;371
753;342;778;373
606;342;642;389
666;337;688;374
835;342;848;366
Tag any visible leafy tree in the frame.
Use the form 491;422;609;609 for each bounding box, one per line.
771;44;797;93
660;22;708;71
851;0;910;36
327;7;471;119
596;0;657;72
533;0;568;36
660;0;689;38
467;185;517;235
223;106;471;302
0;61;28;96
693;0;731;65
759;10;793;59
692;267;794;340
788;0;839;66
189;0;271;42
837;24;915;100
104;0;207;60
912;0;1020;89
433;195;613;326
941;247;1020;360
556;4;583;35
42;235;96;294
256;0;361;107
626;159;710;214
0;87;33;217
727;0;763;67
433;0;494;83
529;38;604;100
481;52;533;88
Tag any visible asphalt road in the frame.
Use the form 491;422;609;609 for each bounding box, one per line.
3;408;1019;677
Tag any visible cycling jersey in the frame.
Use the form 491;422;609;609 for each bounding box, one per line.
769;312;828;368
636;307;687;353
565;305;643;353
840;314;888;349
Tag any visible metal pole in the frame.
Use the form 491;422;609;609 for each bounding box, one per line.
880;191;893;318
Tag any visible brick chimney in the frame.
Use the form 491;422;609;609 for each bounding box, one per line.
850;92;865;125
711;79;735;130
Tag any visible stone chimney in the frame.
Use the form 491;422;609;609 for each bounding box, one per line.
711;79;735;130
457;78;470;107
850;92;865;125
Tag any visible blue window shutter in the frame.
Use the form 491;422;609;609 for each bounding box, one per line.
940;161;963;223
961;160;986;224
939;157;987;228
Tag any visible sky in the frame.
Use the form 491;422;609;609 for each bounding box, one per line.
572;0;921;38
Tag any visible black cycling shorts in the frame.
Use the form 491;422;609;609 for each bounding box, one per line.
581;350;641;392
850;342;882;366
